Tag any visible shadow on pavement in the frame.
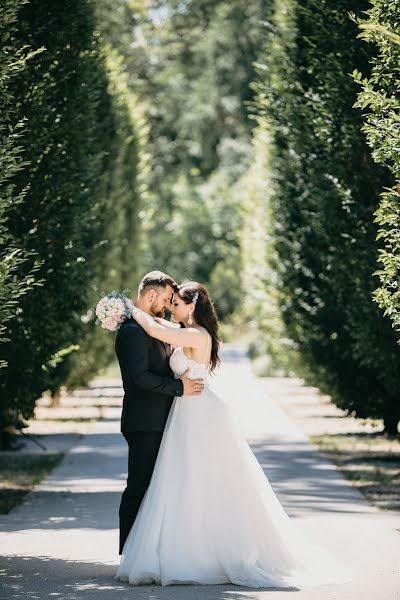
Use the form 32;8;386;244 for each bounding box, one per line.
250;438;369;516
0;429;371;537
0;555;299;600
0;491;121;532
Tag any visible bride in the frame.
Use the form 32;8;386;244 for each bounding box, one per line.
116;281;353;588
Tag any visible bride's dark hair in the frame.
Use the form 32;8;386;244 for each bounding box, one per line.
177;281;220;372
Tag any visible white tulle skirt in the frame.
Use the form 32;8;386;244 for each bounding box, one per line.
116;387;353;588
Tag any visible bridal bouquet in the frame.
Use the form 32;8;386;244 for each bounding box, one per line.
95;290;133;332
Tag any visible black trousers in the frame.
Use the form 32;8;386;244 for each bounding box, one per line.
119;431;164;555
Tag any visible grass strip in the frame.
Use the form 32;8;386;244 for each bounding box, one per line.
310;433;400;511
0;452;64;514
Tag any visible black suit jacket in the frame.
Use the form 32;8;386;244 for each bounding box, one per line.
115;318;184;433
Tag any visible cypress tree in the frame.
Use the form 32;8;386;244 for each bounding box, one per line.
64;48;148;390
0;0;113;447
352;1;400;364
0;0;41;366
256;0;400;433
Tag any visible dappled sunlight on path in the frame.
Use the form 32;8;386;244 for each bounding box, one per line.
0;345;399;599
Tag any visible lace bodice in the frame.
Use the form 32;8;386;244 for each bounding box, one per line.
169;346;209;383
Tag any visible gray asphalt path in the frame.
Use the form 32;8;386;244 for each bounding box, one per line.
1;346;399;599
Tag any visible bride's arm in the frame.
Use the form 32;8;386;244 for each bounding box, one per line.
154;317;181;329
131;306;205;348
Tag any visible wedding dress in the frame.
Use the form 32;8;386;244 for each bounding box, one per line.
116;344;353;588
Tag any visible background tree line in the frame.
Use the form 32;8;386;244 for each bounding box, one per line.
1;0;399;448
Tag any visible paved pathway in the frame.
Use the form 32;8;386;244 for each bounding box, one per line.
1;346;399;599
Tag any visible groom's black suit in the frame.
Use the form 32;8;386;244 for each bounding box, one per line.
115;318;184;554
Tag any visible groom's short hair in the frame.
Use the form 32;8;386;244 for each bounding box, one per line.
138;271;178;296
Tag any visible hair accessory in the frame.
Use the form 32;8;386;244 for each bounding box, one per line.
188;290;199;326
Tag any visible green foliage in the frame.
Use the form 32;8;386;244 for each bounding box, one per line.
255;0;400;432
141;1;275;315
239;125;300;375
0;0;42;365
140;168;244;319
351;1;400;339
65;48;148;389
0;0;115;446
97;0;272;314
130;0;273;180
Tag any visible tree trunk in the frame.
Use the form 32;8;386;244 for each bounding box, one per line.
383;414;399;436
0;408;17;450
50;388;61;408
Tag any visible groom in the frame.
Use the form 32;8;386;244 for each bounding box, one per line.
115;270;205;554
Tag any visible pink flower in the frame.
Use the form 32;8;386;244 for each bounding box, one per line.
96;291;132;333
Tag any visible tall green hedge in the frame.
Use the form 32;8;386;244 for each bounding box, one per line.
0;0;114;447
256;0;400;433
239;124;300;375
64;48;148;391
0;0;41;366
352;1;400;337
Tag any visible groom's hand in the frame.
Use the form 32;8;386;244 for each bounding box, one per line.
181;368;205;396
